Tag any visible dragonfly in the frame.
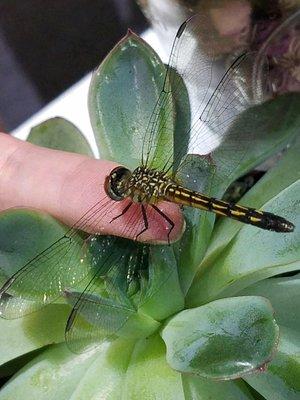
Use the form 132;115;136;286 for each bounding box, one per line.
0;14;295;353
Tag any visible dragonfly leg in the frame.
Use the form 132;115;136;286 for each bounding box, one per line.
110;201;133;223
151;204;174;245
135;204;149;240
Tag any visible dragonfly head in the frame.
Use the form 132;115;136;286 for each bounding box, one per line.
105;166;132;201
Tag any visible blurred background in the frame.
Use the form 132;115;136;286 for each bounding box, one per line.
0;0;299;133
0;0;148;132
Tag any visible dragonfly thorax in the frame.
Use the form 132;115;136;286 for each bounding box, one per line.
129;166;175;203
105;166;176;203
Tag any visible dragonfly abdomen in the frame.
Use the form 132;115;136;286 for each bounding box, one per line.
164;185;294;233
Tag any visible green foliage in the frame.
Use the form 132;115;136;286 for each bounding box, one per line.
0;32;299;399
27;117;93;156
238;274;300;332
187;136;300;306
88;31;174;171
245;328;300;400
162;296;279;380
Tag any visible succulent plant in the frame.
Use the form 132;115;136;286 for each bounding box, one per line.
0;31;299;400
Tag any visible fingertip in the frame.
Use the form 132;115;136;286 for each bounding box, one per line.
120;202;185;245
0;136;185;245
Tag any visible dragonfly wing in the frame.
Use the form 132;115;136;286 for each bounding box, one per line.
176;51;269;195
143;14;269;193
65;238;136;353
64;237;178;353
0;233;92;319
65;290;135;354
143;13;219;171
0;199;116;319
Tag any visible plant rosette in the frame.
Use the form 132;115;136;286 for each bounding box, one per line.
0;31;299;400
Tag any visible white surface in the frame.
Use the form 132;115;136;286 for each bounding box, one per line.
12;29;167;156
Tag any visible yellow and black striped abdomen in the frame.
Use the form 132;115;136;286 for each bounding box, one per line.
164;185;294;233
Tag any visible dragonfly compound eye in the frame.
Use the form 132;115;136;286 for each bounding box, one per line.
105;166;132;201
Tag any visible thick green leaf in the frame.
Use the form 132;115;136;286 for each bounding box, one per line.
0;348;44;379
245;386;267;400
161;296;279;380
0;336;185;400
73;237;183;327
70;339;136;400
171;68;191;173
123;335;185;399
43;337;181;399
0;304;68;370
245;327;300;400
0;209;87;300
187;180;300;306
182;375;256;400
237;274;300;334
0;343;99;400
27;117;93;156
175;155;216;295
89;31;173;171
177;94;300;298
65;288;160;347
0;209;69;285
211;93;300;197
62;239;183;352
198;132;300;279
138;245;184;321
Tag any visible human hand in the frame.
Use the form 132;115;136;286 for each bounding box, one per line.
0;132;184;243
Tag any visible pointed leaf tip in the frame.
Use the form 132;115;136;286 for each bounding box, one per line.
127;28;136;36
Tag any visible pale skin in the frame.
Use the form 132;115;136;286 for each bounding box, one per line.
0;132;184;243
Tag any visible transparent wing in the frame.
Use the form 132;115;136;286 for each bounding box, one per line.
0;234;82;318
142;14;218;169
143;14;269;192
64;237;178;353
65;290;136;353
0;197;135;319
64;237;141;353
173;51;268;194
0;185;175;322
